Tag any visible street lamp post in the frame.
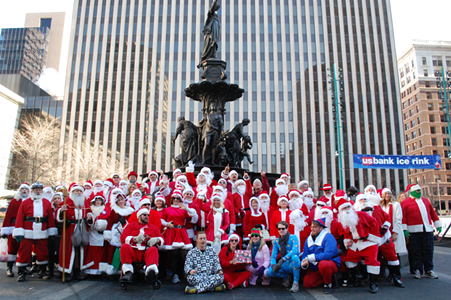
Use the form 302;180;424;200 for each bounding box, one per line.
435;68;451;158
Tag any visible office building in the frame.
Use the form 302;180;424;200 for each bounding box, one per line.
398;40;451;213
61;0;406;194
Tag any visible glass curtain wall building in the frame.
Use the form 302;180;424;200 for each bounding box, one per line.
61;0;407;193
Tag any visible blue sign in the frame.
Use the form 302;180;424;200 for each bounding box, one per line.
353;154;442;169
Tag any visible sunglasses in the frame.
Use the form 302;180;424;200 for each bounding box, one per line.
229;239;238;242
278;227;287;231
141;214;149;216
251;235;260;237
172;197;181;200
142;204;150;206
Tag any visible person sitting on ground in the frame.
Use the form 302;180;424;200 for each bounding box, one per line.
219;234;251;290
301;218;340;294
184;232;226;294
245;228;271;285
265;220;301;293
119;208;164;284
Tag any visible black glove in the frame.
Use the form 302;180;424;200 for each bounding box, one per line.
1;234;7;239
252;259;258;268
277;258;284;267
257;266;265;278
118;216;126;226
271;264;281;274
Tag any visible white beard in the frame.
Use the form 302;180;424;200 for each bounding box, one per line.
183;198;193;204
304;197;314;210
94;186;103;193
290;209;308;231
83;190;92;199
131;196;141;209
314;207;323;220
353;201;364;211
323;212;333;228
91;205;105;218
289;198;303;210
237;186;246;195
70;194;85;208
205;177;212;186
103;187;110;196
368;195;381;206
197;184;207;192
275;185;288;196
338;209;359;230
120;185;128;193
21;192;29;199
260;201;270;213
31;192;43;201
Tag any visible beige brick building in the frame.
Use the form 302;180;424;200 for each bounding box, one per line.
398;41;451;214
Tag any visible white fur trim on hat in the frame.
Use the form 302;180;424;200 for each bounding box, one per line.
111;173;121;178
364;185;377;194
316;199;327;206
218;178;227;184
84;182;93;187
381;188;391;195
155;195;165;203
302;190;314;197
411;184;421;192
19;183;31;191
211;194;223;201
356;194;369;203
104;180;114;187
173;168;182;175
212;185;224;193
200;167;211;174
228;233;240;244
120;180;128;185
71;185;84;192
183;188;194;195
253;178;262;185
289;190;302;198
276;178;285;186
139;198;151;207
234;179;245;187
297;180;308;187
137;208;149;218
320;206;333;214
132;189;143;197
94;179;103;186
148;171;158;177
277;196;289;206
229;170;238;176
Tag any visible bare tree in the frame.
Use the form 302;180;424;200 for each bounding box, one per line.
9;114;73;188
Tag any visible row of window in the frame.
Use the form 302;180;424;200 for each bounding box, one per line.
407;138;450;152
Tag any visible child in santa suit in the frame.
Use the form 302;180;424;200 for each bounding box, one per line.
206;194;230;253
270;197;294;240
243;197;268;243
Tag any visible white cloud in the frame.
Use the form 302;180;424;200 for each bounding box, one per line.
36;68;65;97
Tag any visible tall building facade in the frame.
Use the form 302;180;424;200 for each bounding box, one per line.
398;40;451;213
62;0;406;194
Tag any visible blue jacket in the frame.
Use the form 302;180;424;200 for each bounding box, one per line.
301;229;340;271
271;234;299;265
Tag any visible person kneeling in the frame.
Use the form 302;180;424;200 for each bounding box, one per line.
301;218;340;294
184;232;226;294
265;221;301;292
120;209;164;284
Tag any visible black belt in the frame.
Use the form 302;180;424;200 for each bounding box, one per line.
358;236;369;241
173;225;185;229
243;208;250;211
10;217;16;224
65;219;78;224
24;216;48;223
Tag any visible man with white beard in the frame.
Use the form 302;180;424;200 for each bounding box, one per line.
336;198;381;293
232;173;253;236
103;178;115;204
259;191;274;231
297;180;309;193
119;180;129;194
318;183;334;206
302;190;316;214
129;189;143;211
288;190;304;212
182;188;200;240
169;168;183;190
13;182;57;282
191;173;213;200
83;181;94;202
280;173;291;185
146;171;160;194
289;208;310;252
270;178;289;209
93;180;104;195
1;183;31;278
310;199;327;224
58;184;94;281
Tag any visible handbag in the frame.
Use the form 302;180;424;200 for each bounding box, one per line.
0;238;8;262
71;218;90;247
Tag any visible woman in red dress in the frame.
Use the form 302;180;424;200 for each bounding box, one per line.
162;191;197;284
243;197;268;243
205;194;230;253
103;191;134;275
219;234;251;290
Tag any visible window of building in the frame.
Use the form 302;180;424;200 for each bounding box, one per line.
435;175;440;182
431;138;437;146
432;56;443;67
407;145;411;152
425;81;430;87
412;131;417;138
428;103;433;111
418;116;421;124
431;127;436;134
411;120;416;127
423;176;427;184
420;140;423;147
429;115;435;122
406;134;410;141
415;94;419;102
446;175;451;182
404;112;409;120
443;127;447;134
405;123;410;130
419;128;422;136
400;69;404;78
422;57;427;65
401;81;405;88
441;115;446;122
410;109;415;116
424;69;428;76
447;187;451;195
444;138;449;147
433;150;438;155
407;76;411;84
447;57;451;67
426;92;432;99
409;98;413;106
446;163;451;170
412;60;415;67
413;72;416;79
40;18;52;29
413;143;417;150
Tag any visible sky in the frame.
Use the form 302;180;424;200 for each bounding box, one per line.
0;0;450;95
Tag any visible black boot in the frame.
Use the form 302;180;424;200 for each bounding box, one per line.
146;269;157;285
38;265;51;279
120;272;133;283
350;267;364;287
369;274;378;293
341;271;349;287
6;261;14;277
17;267;26;282
379;260;387;280
388;265;404;288
30;255;38;273
73;268;86;280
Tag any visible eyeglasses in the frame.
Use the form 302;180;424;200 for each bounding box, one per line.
251;235;260;237
172;197;181;200
142;204;150;207
278;227;287;231
317;204;325;207
230;239;238;242
141;214;149;216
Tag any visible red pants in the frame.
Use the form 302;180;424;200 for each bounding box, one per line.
344;245;380;274
224;270;251;287
7;235;20;261
16;238;49;267
304;260;338;288
120;244;158;269
379;241;398;264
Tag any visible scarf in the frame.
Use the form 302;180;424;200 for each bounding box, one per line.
251;243;260;260
279;231;291;258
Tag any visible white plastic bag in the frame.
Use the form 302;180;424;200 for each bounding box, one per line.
0;238;8;262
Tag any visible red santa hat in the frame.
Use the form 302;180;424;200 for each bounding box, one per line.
253;178;262;185
356;193;369;203
297;180;309;189
281;173;290;179
111;173;121;178
228;233;240;244
234;179;245;187
120;179;128;186
183;188;195;196
218;178;227;185
137;208;149;218
173;168;182;176
229;170;238;177
321;183;333;191
275;178;286;186
71;184;84;192
212;185;224;193
113;190;127;202
201;167;212;175
336;197;352;212
288;189;302;199
104;178;114;187
128;171;138;179
91;195;106;204
259;190;269;200
155;194;165;203
364;184;377;194
177;175;187;182
139;197;151;207
381;188;392;195
316;198;327;206
68;182;77;192
277;196;289;206
84;180;93;188
171;190;183;199
334;190;347;200
18;183;31;191
94;179;104;186
148;170;159;177
131;189;142;197
211;193;223;202
320;205;333;215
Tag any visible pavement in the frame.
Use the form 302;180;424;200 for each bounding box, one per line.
0;245;450;300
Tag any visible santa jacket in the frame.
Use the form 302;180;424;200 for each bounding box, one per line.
13;197;57;239
381;202;407;254
271;234;300;264
301;229;340;271
401;196;441;233
219;246;247;275
370;205;391;244
341;211;381;251
120;220;164;251
128;209;162;230
1;197;23;236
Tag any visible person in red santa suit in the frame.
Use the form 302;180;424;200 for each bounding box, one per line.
270;178;289;209
319;183;334;206
103;191;135;275
111;173;121;187
297;180;309;194
330;190;348;217
129;189;143;211
302;190;316;216
401;184;442;279
152;194;169;278
252;170;270;198
119;180;129;194
309;198;327;226
220;165;239;194
186;163;218;188
92;180;104;196
127;197;161;229
232;173;253;237
169;168;183;190
83;181;94;204
354;194;404;288
84;195;110;275
146;171;160;194
127;171;138;185
206;194;230;253
289;208;310;252
219;234;251;290
102;178;115;204
270;197;294;240
13;182;57;282
259;191;274;231
119;208;164;285
162;191;197;284
182;188;200;241
337;198;381;293
1;183;31;278
57;184;94;281
212;185;236;234
243;197;268;243
288;190;309;217
190;172;214;200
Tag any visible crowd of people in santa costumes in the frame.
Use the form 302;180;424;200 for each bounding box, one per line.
1;166;443;296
